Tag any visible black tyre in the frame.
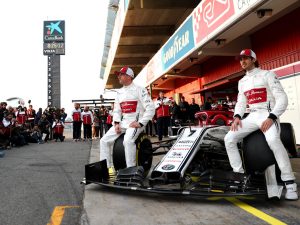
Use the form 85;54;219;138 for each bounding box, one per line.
215;118;225;125
280;123;297;157
112;134;127;170
112;133;153;173
243;130;276;174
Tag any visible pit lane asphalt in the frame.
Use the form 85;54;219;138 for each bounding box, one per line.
82;138;300;225
0;131;90;225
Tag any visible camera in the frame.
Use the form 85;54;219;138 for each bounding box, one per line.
256;9;272;19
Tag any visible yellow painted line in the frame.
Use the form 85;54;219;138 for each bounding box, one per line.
47;205;79;225
207;197;287;225
225;197;287;225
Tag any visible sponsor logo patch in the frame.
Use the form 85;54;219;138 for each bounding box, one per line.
162;164;175;171
244;88;267;104
120;101;138;113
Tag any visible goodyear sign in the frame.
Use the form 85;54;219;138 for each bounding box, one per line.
161;16;195;71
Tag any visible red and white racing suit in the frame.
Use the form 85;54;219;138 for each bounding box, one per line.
100;83;155;168
224;67;295;181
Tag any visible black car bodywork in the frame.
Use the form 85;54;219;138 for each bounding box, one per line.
83;124;297;197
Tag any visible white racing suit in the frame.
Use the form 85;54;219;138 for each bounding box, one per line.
224;68;295;197
100;83;155;168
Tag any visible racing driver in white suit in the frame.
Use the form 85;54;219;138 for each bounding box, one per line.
224;49;298;200
100;66;155;169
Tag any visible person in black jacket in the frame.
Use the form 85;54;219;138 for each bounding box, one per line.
179;96;190;123
34;108;43;125
0;102;8;122
203;97;213;110
170;101;180;126
189;98;200;123
38;114;51;142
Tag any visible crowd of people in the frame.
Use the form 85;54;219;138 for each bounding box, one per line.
0;94;234;150
203;95;236;111
0;101;115;150
0;102;67;150
149;92;236;140
71;103;113;142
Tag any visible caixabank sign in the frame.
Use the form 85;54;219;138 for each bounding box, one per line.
44;20;65;42
43;20;65;55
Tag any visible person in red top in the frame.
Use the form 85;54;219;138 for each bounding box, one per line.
26;105;35;118
71;103;82;141
154;91;171;141
106;104;113;131
52;118;65;142
0;112;14;149
26;105;36;128
16;107;28;125
81;106;93;141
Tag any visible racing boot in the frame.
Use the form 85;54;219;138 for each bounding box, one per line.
108;167;116;177
285;182;298;200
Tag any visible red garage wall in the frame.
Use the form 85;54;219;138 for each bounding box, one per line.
201;56;241;85
252;7;300;70
165;78;201;104
201;7;300;87
165;7;300;103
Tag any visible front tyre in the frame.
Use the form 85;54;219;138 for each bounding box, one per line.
112;133;153;174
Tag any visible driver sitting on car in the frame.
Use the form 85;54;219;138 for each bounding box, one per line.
99;66;155;172
224;49;298;200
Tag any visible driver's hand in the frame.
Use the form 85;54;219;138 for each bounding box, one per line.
115;124;122;134
231;117;242;131
129;121;141;128
260;118;273;133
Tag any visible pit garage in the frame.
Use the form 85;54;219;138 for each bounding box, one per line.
101;0;300;143
83;1;300;224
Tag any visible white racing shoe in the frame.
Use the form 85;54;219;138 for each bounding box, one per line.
285;183;298;200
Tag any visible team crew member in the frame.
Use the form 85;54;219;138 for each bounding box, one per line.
154;91;171;141
81;106;93;141
224;49;298;200
38;114;51;143
27;105;36;128
100;66;155;168
71;103;82;141
52;119;65;142
0;113;14;149
16;107;28;125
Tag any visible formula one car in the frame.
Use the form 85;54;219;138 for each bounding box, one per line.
83;123;298;198
195;110;234;126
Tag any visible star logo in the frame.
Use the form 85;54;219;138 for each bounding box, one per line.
46;21;62;34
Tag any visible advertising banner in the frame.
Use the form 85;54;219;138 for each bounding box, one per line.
43;20;65;43
192;0;235;46
145;50;163;86
161;16;195;71
192;0;262;48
